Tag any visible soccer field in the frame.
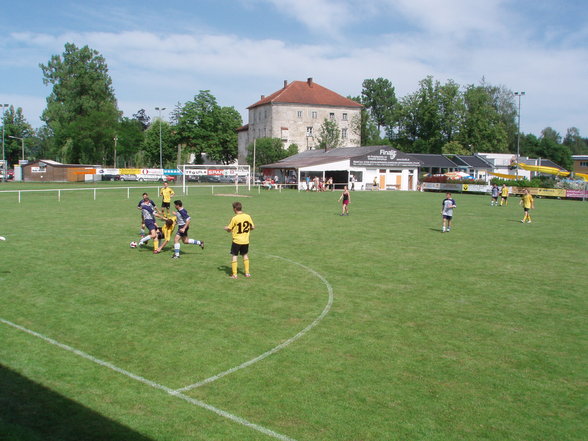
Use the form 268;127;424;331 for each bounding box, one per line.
1;184;587;441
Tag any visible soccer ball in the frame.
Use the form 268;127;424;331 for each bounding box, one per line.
130;241;138;248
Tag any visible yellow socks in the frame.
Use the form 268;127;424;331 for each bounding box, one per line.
231;261;238;276
244;258;250;275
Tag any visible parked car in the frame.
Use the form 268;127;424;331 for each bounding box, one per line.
120;174;138;181
101;174;120;181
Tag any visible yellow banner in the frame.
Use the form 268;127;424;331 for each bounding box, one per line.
119;168;142;175
512;187;566;197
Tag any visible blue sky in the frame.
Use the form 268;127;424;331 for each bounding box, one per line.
1;0;587;138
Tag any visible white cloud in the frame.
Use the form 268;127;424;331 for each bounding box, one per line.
4;15;588;136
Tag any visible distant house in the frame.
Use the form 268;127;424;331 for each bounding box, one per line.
22;160;99;182
572;155;588;175
237;78;363;163
260;145;421;191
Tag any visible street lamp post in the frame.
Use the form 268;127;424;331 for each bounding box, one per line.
113;136;118;168
8;135;24;161
514;91;526;178
1;104;9;182
155;106;166;170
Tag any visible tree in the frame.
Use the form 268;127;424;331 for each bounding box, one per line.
317;118;341;151
175;91;242;164
2;105;35;164
207;106;242;164
437;80;465;145
286;144;299;156
348;95;383;146
535;127;572;170
40;43;119;164
563;127;588;154
395;76;443;153
245;138;289;169
459;84;509;153
361;78;397;133
141;120;175;167
442;141;469;155
116;117;145;167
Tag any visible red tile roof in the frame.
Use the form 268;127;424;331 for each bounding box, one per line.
248;79;362;109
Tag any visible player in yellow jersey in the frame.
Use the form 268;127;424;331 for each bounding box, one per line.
224;201;255;279
159;181;175;216
519;189;534;223
499;184;509;206
154;215;177;254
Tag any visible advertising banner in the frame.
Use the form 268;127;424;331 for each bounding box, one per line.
351;147;421;168
565;189;588;199
462;184;491;193
119;168;142;175
512;187;566;197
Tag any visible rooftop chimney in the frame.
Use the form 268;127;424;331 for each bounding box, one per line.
261;95;265;100
307;77;313;87
283;80;288;89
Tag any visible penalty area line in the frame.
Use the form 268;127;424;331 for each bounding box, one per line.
0;317;299;441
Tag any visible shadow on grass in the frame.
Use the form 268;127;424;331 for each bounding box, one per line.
217;265;232;276
0;364;154;441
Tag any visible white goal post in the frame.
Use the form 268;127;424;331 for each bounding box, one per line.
180;164;251;194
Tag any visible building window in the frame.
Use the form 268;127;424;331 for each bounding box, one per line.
342;113;348;121
341;128;347;139
306;127;313;136
297;111;303;118
311;111;317;119
329;112;335;120
581;161;588;167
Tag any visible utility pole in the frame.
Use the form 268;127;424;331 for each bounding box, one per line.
514;91;526;178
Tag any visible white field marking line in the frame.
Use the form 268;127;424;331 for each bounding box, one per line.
0;317;298;441
175;254;334;393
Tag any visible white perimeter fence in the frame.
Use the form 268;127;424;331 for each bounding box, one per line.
0;183;272;203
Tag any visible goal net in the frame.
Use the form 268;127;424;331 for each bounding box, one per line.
180;164;251;194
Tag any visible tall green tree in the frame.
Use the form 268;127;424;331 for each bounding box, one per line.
395;76;443;153
536;127;572;170
175;91;242;164
115;117;145;167
245;138;290;170
437;80;465;145
563;127;588;154
2;105;35;164
141;119;175;167
40;43;120;164
361;78;397;133
348;95;383;146
459;84;509;153
317;118;341;151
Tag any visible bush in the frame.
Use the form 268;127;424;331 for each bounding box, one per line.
490;176;556;188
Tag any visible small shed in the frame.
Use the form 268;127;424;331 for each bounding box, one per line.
22;160;100;182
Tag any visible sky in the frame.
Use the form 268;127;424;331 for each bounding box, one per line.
1;0;587;138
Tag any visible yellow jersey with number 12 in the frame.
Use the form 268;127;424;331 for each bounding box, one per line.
227;213;254;245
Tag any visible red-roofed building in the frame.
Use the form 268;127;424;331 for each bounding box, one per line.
237;78;362;162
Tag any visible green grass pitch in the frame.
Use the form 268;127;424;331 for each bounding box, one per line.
0;183;586;441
